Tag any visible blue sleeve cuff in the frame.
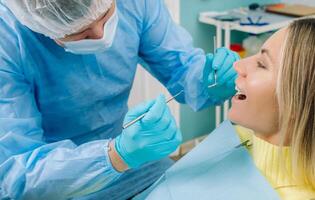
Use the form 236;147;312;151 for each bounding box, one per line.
182;53;217;111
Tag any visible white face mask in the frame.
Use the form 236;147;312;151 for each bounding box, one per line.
62;8;119;55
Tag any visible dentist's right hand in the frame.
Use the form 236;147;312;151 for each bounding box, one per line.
114;95;182;169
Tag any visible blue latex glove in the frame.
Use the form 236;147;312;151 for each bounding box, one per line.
115;95;182;168
204;47;240;105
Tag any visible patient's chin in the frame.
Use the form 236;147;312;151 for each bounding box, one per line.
228;109;248;128
228;108;239;123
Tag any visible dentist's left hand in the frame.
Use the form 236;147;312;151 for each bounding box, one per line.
114;95;182;169
204;47;240;104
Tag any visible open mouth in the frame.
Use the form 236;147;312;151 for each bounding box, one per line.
235;86;247;100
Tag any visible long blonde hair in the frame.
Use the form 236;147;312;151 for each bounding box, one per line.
278;17;315;188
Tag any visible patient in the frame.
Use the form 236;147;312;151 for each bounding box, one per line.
229;17;315;198
136;17;315;200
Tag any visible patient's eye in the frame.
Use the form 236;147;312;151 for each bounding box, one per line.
257;61;266;69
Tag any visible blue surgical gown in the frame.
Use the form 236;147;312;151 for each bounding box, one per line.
0;0;213;199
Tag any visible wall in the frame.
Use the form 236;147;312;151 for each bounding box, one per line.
283;0;315;6
179;0;279;142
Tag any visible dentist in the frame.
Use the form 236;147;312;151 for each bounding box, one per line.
0;0;239;199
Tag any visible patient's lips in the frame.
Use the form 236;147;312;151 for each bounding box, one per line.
235;85;247;100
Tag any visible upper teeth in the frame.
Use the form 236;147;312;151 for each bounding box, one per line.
235;86;243;95
235;86;241;92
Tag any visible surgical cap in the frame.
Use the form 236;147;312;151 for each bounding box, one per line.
2;0;113;39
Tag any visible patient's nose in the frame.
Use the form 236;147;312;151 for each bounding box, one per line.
234;60;246;77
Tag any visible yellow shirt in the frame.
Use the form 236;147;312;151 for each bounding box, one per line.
234;125;315;200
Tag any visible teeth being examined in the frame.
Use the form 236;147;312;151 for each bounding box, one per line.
235;86;243;94
235;86;246;100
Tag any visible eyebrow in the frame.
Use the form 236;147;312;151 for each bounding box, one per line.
261;48;270;56
65;11;109;38
260;48;273;62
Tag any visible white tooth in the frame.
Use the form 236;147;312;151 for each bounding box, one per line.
235;86;241;92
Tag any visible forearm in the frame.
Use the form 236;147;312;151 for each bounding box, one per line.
138;0;213;111
108;139;129;172
0;138;122;199
166;49;214;111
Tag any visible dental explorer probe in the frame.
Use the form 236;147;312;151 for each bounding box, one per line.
122;83;217;129
122;37;218;130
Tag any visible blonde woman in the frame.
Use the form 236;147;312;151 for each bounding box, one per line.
137;18;315;200
230;17;315;199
